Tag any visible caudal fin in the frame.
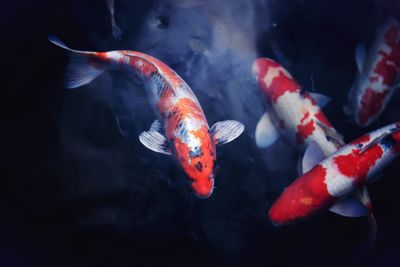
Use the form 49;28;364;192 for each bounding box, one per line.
106;0;122;40
363;213;378;251
48;36;104;89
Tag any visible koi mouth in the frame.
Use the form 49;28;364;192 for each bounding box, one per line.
190;175;215;198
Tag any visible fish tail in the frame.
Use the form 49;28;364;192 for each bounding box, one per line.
48;36;104;89
106;0;122;40
366;212;378;248
359;186;378;251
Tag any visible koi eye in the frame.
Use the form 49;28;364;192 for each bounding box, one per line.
357;144;363;148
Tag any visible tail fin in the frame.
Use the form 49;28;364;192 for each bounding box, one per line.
48;36;104;89
106;0;122;40
364;213;378;251
359;186;378;251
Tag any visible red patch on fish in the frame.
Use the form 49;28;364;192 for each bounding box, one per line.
300;112;310;123
254;58;300;103
358;88;388;126
350;134;371;145
268;72;300;103
296;120;315;143
333;146;383;186
269;165;336;225
315;111;333;127
373;24;400;85
304;92;317;105
391;130;400;154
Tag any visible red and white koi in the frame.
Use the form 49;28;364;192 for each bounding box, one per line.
252;57;343;158
49;37;244;198
344;18;400;127
269;121;400;226
253;58;377;237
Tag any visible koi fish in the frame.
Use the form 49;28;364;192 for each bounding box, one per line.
269;121;400;226
107;0;122;40
344;18;400;127
253;58;377;242
252;57;343;155
49;36;244;198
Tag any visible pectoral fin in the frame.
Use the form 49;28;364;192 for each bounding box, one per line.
302;141;326;174
150;119;163;132
329;196;369;217
310;93;331;108
255;112;279;148
139;121;171;155
210;120;245;145
316;121;345;147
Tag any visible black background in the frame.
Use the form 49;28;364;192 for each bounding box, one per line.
2;0;400;266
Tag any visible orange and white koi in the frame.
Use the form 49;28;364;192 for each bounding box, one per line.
49;37;244;198
344;18;400;127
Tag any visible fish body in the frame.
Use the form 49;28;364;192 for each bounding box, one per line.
269;122;400;226
253;58;343;156
49;37;244;198
346;18;400;127
253;58;377;238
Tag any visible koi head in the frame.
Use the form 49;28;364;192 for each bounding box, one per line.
269;165;335;226
252;58;299;103
172;126;216;198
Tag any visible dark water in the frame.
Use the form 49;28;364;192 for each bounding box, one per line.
2;0;400;266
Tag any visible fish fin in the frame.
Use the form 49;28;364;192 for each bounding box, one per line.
139;129;171;155
364;212;378;251
296;154;303;176
150;119;163;132
309;93;331;108
355;43;367;73
48;36;89;54
107;0;122;40
302;141;326;174
360;130;395;153
210;120;245;145
316;121;345;147
255;112;280;148
329;195;369;217
63;54;104;89
355;186;378;250
48;36;103;89
111;22;123;40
